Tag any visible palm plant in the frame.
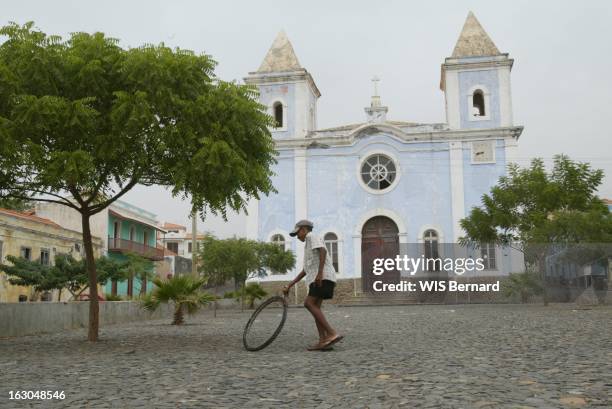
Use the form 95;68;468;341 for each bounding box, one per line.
238;283;268;309
141;276;216;325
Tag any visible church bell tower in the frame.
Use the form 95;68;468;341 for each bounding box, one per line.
244;31;321;139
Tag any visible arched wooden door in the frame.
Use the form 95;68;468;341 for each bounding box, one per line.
361;216;400;293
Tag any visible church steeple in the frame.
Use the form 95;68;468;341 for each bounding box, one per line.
451;11;501;58
257;30;302;73
440;12;514;130
245;31;320;139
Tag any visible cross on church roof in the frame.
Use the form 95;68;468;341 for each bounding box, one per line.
371;76;380;97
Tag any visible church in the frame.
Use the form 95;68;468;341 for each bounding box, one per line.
244;12;523;294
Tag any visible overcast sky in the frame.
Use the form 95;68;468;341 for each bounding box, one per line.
4;0;612;237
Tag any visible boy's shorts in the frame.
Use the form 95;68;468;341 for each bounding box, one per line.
308;279;336;300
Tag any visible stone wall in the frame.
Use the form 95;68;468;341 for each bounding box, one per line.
259;278;361;305
0;301;173;338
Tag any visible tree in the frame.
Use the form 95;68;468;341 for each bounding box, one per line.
0;23;276;341
237;283;268;309
460;155;612;303
0;254;129;301
198;236;295;290
141;276;215;325
0;197;33;211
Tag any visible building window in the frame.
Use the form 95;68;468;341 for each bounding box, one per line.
20;246;32;260
324;233;339;273
166;242;179;254
40;248;50;266
271;234;286;251
481;243;497;270
423;230;440;271
273;101;283;128
360;154;397;191
129;226;136;241
74;243;81;253
472;89;485;116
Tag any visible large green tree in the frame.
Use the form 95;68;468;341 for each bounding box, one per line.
460;155;612;302
0;22;276;340
1;254;128;301
198;236;295;290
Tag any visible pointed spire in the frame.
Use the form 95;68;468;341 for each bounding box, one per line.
451;11;500;58
257;30;302;73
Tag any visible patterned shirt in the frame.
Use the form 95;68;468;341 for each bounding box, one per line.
303;233;336;286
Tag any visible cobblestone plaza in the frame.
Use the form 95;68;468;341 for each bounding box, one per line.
1;304;611;408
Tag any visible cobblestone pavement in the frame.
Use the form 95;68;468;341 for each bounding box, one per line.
1;304;611;408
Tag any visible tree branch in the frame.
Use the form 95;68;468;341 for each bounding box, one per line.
89;176;140;215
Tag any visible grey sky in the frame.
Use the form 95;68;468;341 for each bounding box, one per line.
4;0;612;237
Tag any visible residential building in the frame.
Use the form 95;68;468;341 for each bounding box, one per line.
0;208;103;302
35;200;166;298
158;222;205;259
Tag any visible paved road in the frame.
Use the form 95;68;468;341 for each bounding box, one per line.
1;304;611;408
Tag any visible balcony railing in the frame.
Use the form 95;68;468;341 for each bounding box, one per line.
107;238;165;261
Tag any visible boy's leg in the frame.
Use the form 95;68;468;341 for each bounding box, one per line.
304;295;337;341
314;298;326;341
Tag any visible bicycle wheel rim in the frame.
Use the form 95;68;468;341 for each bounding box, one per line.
243;296;288;351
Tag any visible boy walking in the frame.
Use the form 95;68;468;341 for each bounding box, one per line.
283;220;343;350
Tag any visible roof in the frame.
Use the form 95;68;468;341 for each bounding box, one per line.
316;120;419;133
603;198;612;205
257;30;302;73
162;222;187;231
452;11;500;58
0;208;61;228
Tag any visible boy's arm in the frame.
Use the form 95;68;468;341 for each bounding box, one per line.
314;247;327;287
283;271;306;295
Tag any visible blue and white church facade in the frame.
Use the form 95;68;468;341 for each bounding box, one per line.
245;12;523;288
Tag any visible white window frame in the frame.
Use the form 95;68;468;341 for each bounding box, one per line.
356;150;402;195
40;248;51;266
270;99;287;132
270;233;286;252
20;246;32;260
268;230;290;275
323;231;343;275
466;85;491;122
480;243;497;271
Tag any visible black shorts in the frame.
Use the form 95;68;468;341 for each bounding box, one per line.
308;280;336;300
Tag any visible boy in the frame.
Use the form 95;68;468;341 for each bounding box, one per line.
283;219;344;350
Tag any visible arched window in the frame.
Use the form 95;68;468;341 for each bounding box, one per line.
271;234;285;251
324;232;339;273
472;90;485;116
424;229;440;271
273;102;283;128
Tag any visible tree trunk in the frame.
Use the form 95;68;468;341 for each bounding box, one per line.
538;253;549;306
57;288;62;302
173;304;184;325
140;275;147;295
82;212;99;342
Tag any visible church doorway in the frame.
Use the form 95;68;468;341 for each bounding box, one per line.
361;216;400;293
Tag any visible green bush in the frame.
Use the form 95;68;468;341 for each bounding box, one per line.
105;293;122;301
223;291;236;299
502;272;544;303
